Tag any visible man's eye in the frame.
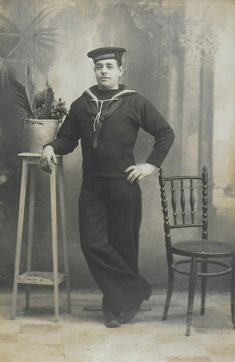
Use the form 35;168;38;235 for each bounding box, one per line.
96;66;102;70
107;65;114;69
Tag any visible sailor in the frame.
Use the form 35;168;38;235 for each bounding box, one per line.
40;47;175;327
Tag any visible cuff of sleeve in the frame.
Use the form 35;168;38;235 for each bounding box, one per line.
43;144;54;149
43;143;56;152
145;157;161;168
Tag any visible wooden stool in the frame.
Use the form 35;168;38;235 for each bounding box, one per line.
12;153;71;321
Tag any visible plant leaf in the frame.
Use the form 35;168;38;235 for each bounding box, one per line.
33;89;47;109
8;74;34;117
39;86;54;119
26;65;35;110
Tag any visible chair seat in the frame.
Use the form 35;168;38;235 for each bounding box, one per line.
172;240;235;258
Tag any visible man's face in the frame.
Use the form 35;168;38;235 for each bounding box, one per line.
94;59;123;90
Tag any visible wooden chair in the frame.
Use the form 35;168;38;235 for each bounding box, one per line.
158;166;235;336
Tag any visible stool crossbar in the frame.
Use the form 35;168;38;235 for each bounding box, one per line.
12;153;71;321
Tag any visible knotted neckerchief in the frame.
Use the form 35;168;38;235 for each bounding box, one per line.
83;88;136;149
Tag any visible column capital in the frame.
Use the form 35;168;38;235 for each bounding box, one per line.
180;29;218;67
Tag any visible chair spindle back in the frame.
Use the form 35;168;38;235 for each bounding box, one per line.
159;166;208;248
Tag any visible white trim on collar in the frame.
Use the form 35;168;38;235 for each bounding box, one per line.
85;88;136;107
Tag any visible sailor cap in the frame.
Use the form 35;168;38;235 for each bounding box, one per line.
87;47;126;63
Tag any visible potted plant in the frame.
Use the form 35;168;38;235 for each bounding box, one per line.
9;68;67;153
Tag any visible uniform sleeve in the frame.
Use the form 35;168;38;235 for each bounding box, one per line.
45;102;81;155
140;97;175;167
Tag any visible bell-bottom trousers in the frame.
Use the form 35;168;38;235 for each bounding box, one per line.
79;178;151;314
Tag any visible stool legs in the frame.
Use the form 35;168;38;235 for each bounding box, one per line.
25;165;36;311
50;166;60;322
13;155;71;321
12;160;28;319
58;161;71;314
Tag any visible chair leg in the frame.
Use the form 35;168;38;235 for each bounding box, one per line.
200;259;207;316
162;266;174;321
186;257;197;336
231;256;235;329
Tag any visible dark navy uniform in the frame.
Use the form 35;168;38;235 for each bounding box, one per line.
47;50;175;315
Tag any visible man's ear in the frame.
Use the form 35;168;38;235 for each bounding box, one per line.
119;65;124;76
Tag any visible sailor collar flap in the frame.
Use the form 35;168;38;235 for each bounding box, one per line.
82;86;136;149
84;87;136;109
83;86;136;130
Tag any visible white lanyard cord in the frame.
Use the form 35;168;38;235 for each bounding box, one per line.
86;88;136;132
93;101;104;131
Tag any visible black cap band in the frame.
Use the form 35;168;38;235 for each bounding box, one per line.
87;47;126;63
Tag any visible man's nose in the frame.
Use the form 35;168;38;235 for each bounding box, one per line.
101;66;107;74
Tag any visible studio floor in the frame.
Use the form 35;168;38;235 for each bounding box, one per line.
0;289;234;362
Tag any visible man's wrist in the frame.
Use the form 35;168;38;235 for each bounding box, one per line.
43;145;55;152
146;163;158;170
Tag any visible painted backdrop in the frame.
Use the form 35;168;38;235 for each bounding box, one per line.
0;0;234;290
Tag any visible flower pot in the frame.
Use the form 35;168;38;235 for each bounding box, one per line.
21;118;60;153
